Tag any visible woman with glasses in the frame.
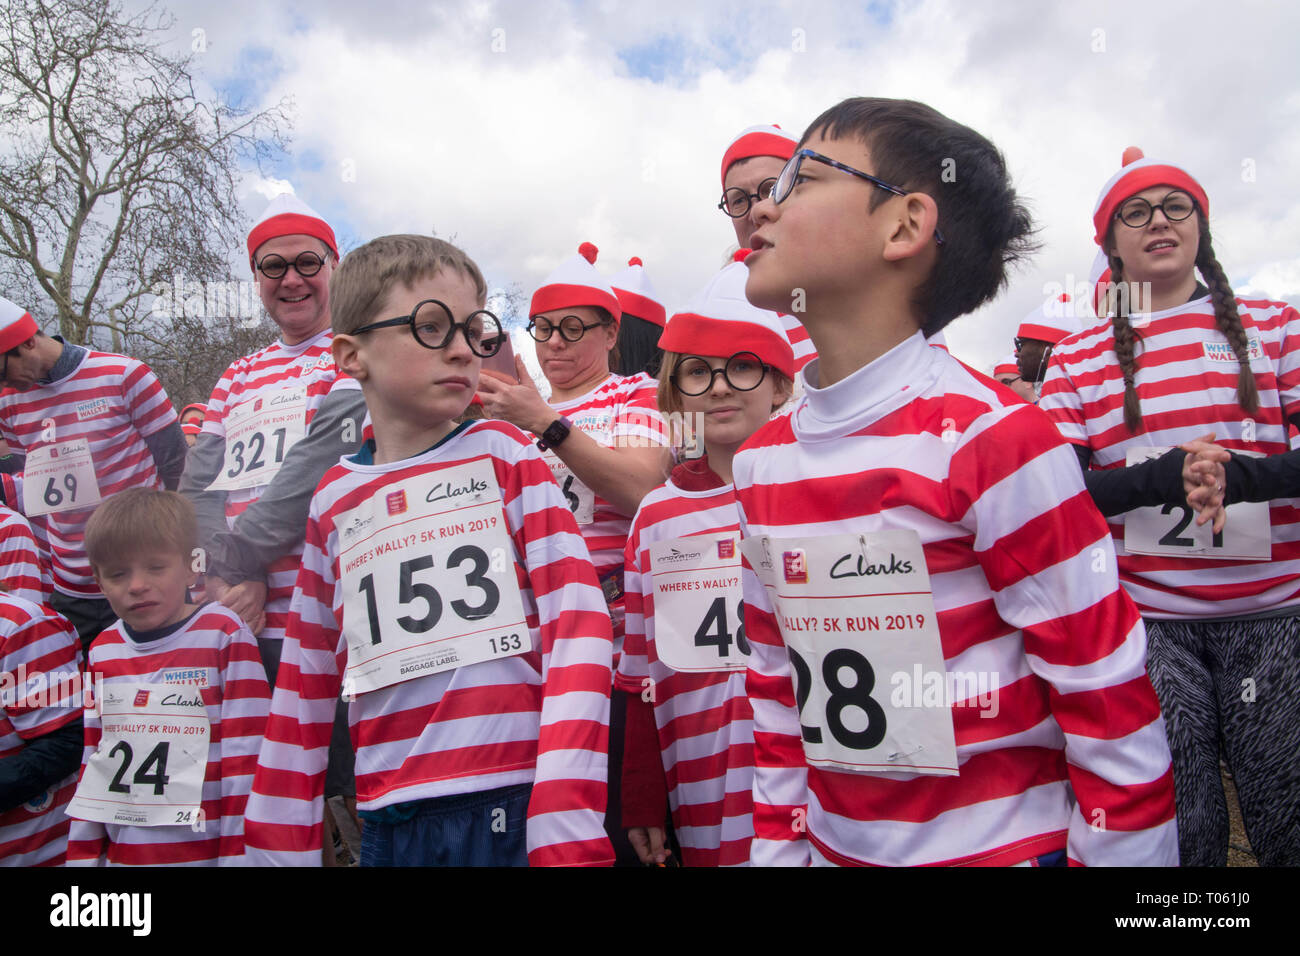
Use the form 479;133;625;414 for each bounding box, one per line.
618;252;793;866
1038;148;1300;866
477;242;671;864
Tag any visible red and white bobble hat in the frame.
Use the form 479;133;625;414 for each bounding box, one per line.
246;193;339;269
1017;293;1083;346
720;123;799;186
608;257;666;328
1091;146;1209;246
993;352;1019;379
0;294;38;353
659;249;794;378
530;242;623;322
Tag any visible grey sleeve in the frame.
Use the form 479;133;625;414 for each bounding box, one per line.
208;387;368;584
178;432;232;556
144;422;190;491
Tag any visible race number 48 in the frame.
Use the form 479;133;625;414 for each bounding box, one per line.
694;597;749;658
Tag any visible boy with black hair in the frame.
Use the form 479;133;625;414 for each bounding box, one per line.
735;97;1177;866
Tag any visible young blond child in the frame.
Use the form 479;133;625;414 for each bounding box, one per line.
66;488;270;865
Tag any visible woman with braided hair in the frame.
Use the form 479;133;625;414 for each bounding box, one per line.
1038;148;1300;866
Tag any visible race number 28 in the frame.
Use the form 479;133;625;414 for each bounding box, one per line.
788;646;887;750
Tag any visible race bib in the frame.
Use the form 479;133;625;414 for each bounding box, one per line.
207;388;308;491
1123;447;1271;560
742;530;959;776
544;455;595;525
648;533;746;672
21;439;102;517
67;683;210;827
337;457;531;695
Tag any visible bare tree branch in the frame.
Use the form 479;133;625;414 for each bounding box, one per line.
0;0;291;397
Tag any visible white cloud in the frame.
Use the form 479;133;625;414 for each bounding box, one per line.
250;177;297;201
136;0;1300;376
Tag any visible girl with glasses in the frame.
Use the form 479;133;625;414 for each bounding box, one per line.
1039;147;1300;866
618;252;793;866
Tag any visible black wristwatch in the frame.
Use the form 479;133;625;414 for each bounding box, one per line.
536;416;572;452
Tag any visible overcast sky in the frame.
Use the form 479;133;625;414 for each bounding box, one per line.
133;0;1300;375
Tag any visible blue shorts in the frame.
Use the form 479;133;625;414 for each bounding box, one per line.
359;783;531;867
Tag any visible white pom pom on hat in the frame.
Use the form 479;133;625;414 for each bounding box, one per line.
659;249;794;379
1017;293;1084;346
0;294;38;353
720;124;799;186
1091;146;1209;246
246;194;339;267
530;242;623;322
609;257;666;329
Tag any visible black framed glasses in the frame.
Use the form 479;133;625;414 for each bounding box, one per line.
718;178;779;218
671;352;769;396
1013;337;1050;353
352;299;504;356
771;148;946;246
527;314;609;343
1115;190;1197;229
256;251;327;279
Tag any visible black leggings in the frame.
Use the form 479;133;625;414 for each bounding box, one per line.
1145;615;1300;866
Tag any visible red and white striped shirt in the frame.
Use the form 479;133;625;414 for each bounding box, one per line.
617;460;755;866
0;351;177;597
0;504;51;605
546;372;669;663
733;331;1177;867
66;604;271;866
1039;296;1300;619
244;420;615;866
0;594;82;866
201;331;343;642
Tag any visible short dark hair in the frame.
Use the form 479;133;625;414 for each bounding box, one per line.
612;314;663;378
802;97;1037;334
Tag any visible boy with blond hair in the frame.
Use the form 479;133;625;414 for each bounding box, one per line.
65;488;270;865
244;235;614;866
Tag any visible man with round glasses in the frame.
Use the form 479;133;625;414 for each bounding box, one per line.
179;194;366;676
179;194;368;862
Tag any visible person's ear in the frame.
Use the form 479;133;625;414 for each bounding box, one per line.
881;193;941;264
771;375;793;412
332;333;367;381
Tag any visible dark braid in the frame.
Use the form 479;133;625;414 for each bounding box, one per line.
1106;252;1145;432
1195;218;1260;415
